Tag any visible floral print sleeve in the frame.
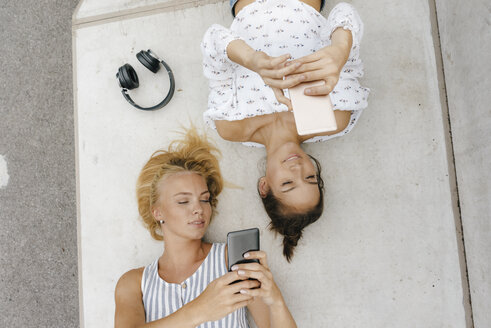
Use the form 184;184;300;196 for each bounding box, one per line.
322;2;365;79
201;24;243;129
201;24;241;81
325;3;364;51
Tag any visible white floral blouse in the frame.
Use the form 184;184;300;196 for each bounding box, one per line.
201;0;370;146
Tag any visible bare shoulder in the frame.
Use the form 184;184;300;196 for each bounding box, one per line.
115;268;146;327
215;119;256;142
215;114;277;142
115;267;144;297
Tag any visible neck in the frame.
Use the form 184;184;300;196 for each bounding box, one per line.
253;113;302;154
160;236;207;268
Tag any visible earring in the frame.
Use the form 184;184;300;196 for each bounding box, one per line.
159;220;165;225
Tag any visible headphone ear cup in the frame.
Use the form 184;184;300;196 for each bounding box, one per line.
137;50;160;73
117;64;139;90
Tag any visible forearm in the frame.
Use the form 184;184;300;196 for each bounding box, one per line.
226;39;256;70
269;300;297;328
331;27;352;53
136;302;203;328
326;27;353;66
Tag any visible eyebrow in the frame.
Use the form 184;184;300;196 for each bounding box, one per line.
173;191;210;197
281;181;317;193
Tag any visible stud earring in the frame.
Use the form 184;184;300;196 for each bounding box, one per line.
159;220;165;225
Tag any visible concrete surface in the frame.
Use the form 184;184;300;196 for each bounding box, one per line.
74;0;470;327
0;1;80;327
73;0;225;25
436;0;491;327
75;0;168;20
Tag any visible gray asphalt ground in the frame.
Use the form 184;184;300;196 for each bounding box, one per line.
0;1;80;327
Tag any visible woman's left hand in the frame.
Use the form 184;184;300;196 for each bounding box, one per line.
284;43;349;96
231;251;283;306
284;27;353;96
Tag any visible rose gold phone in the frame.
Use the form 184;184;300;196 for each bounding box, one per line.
288;81;337;135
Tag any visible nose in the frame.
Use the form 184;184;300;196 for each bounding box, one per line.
193;202;204;215
288;162;301;170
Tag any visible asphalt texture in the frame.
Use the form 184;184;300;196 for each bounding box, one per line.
0;1;80;327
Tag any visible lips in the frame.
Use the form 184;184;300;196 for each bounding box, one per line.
189;220;205;226
283;154;300;163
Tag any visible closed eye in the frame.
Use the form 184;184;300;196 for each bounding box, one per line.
281;180;292;186
306;175;318;184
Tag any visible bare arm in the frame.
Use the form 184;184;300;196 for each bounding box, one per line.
238;251;297;328
114;269;199;328
248;296;297;328
226;40;304;109
115;269;257;328
286;1;365;96
285;27;352;96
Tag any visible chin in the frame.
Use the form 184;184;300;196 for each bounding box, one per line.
187;225;209;238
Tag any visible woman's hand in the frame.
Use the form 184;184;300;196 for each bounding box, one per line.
245;51;307;110
187;271;260;324
234;251;297;328
284;27;353;96
227;40;303;109
231;251;284;306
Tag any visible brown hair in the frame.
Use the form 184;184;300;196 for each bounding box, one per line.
260;155;324;262
136;128;223;240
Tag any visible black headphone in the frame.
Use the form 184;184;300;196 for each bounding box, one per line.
116;49;175;111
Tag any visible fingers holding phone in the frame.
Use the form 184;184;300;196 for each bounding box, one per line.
190;271;255;322
231;251;282;307
285;41;351;96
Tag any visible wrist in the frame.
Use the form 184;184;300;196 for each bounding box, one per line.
227;39;256;69
242;48;259;72
269;293;287;310
181;300;204;327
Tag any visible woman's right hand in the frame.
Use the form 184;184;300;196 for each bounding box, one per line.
187;271;260;324
245;50;306;110
227;40;304;110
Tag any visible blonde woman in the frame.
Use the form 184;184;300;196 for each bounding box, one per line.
114;129;296;328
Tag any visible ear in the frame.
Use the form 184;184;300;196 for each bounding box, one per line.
258;176;270;198
152;207;162;222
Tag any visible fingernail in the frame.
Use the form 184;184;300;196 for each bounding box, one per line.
231;265;238;271
240;289;248;294
244;253;250;258
238;270;245;275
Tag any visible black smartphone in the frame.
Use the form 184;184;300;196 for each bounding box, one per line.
227;228;260;272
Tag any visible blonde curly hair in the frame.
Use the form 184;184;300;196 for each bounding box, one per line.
136;128;223;240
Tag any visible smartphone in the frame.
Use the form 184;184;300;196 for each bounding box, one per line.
288;80;338;135
227;228;260;272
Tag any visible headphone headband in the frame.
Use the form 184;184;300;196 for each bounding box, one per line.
116;49;175;111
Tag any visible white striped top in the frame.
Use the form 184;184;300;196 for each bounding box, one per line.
141;243;250;327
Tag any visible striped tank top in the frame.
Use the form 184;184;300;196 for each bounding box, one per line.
141;243;250;327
